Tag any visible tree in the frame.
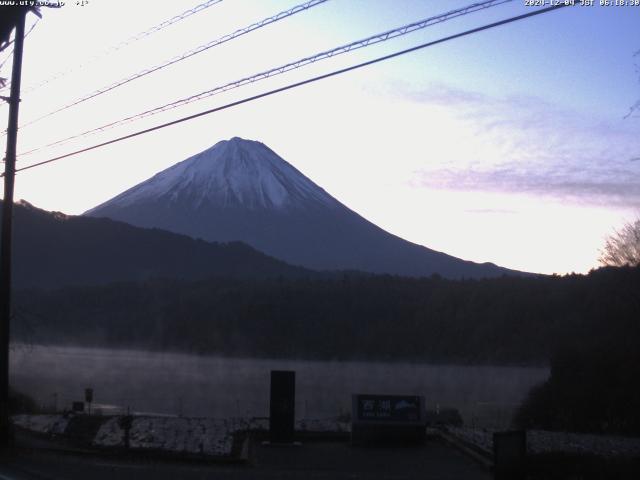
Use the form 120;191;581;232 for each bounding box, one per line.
599;218;640;267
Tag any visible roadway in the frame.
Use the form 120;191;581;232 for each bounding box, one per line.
0;436;490;480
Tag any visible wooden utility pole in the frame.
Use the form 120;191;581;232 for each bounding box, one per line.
0;10;26;448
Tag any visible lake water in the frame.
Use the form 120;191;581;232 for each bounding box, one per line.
10;344;549;429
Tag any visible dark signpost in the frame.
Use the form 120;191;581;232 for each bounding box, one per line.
493;430;526;480
351;394;426;445
119;414;133;449
85;388;93;414
269;370;295;444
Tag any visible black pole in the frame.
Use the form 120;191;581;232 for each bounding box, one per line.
0;11;26;448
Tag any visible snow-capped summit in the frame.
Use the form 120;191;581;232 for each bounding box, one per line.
86;137;519;278
88;137;336;212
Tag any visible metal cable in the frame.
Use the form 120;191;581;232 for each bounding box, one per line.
18;0;511;157
0;48;14;73
4;0;225;94
0;18;39;80
18;0;329;129
11;3;572;175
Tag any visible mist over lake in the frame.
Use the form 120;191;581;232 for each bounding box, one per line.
10;344;548;428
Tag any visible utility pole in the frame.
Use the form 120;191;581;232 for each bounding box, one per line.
0;10;26;448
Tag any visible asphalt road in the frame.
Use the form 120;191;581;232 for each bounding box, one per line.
0;437;490;480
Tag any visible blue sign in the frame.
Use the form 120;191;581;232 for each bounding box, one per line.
355;395;422;422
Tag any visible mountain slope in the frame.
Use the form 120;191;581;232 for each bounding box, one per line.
86;137;522;279
6;200;313;289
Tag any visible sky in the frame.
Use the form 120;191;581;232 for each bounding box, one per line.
0;0;639;275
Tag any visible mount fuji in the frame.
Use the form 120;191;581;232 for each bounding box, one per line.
86;137;519;278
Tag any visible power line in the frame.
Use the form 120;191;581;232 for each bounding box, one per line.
0;18;39;77
18;0;329;129
92;0;225;51
0;49;12;75
2;0;225;94
0;47;14;73
18;0;512;157
11;4;572;176
0;39;13;55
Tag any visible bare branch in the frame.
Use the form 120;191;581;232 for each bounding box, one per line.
599;218;640;267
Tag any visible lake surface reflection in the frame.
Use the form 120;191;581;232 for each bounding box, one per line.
10;345;548;429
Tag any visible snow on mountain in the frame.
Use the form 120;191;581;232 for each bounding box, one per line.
86;137;522;278
88;137;337;213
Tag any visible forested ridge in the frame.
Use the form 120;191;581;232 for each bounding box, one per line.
13;265;640;366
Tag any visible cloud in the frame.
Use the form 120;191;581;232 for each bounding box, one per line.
401;84;640;209
417;167;640;209
464;208;517;215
